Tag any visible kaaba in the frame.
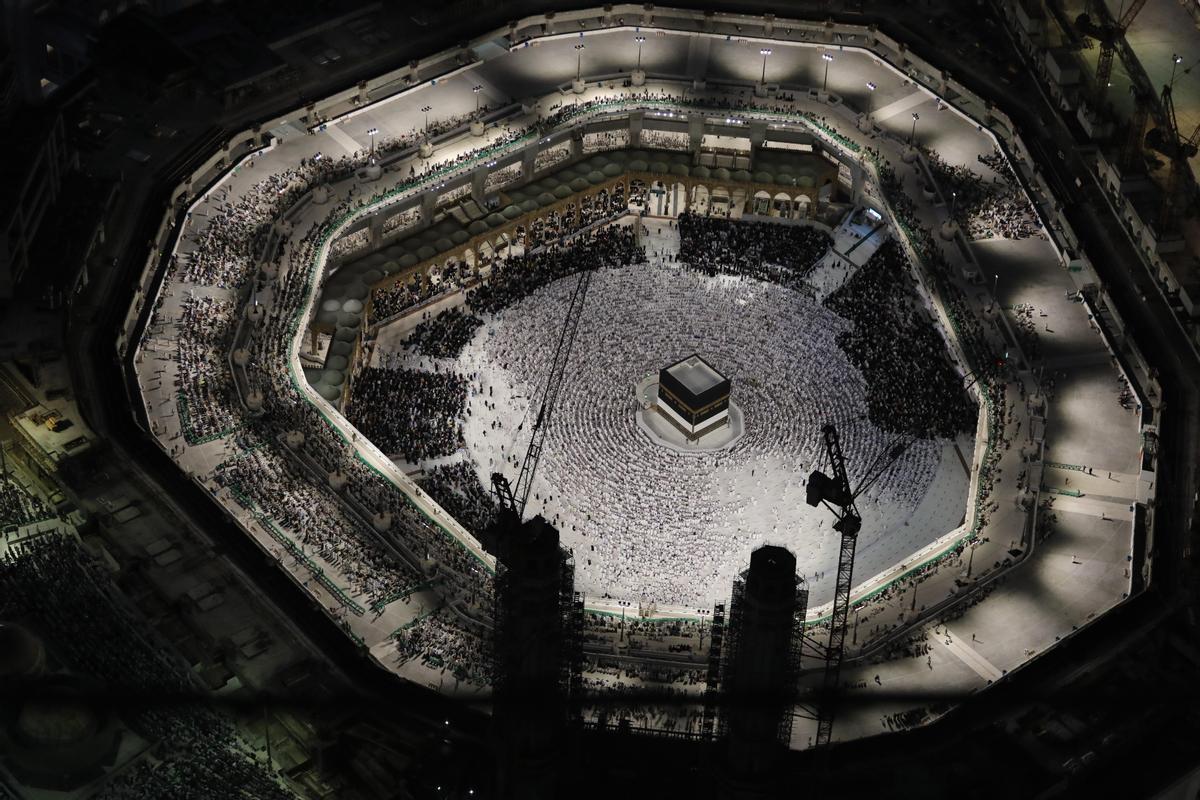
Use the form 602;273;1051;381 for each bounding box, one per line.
656;354;731;440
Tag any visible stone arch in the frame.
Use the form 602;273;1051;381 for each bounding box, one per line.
477;238;496;271
772;191;792;218
711;187;732;218
752;189;772;216
795;193;813;219
494;231;512;261
729;187;749;218
629;178;649;210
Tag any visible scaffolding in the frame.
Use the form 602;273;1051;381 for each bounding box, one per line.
701;602;726;740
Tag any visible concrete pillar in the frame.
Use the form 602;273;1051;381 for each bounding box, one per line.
420;190;437;223
472;165;489;201
369;213;384;248
570;134;583;160
850;163;865;204
522;144;538;180
629;111;644;147
688;114;705;152
749;120;768;150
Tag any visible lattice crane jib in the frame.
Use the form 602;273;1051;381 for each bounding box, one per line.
1077;0;1148;109
806;424;914;748
1152;85;1200;230
493;266;595;521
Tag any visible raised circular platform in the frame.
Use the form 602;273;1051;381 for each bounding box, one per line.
634;375;745;453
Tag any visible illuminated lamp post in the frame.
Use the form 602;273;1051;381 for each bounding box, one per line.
755;47;772;97
470;85;485;137
632;34;647;86
572;43;586;94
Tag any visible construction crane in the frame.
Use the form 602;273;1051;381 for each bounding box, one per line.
492;265;595;521
1144;85;1200;231
1075;0;1149;111
805;423;913;748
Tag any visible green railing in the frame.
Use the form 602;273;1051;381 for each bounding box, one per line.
176;391;239;446
227;486;366;616
370;578;435;614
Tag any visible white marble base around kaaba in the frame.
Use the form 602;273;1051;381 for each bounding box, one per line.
634;375;744;453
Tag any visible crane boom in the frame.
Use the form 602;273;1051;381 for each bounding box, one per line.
806;423;913;748
811;424;860;749
492;264;594;519
1077;0;1148;109
1152;86;1200;231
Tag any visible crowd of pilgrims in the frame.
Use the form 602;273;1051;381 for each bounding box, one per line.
344;366;468;462
0;471;51;527
824;239;978;439
391;609;494;686
578;613;710;735
452;251;957;605
468;225;646;314
346;222;643;466
525;185;628;248
877;161;1003;386
144;80;1021;700
147;109;533;686
924;146;1042;241
1;535;296;800
355;209;985;607
419;463;496;534
676;210;832;292
538;86;853;146
213;443;424;609
172;294;237;444
402;307;484;360
366;277;441;327
580;669;707;735
364;186;630;326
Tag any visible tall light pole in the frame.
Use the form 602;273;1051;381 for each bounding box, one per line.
865;81;877;116
366;127;378;158
634;35;646;71
909;111;920;144
575;43;586;81
1171;53;1183;86
421;105;432;135
472;84;483;116
821;51;834;92
759;47;772;85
